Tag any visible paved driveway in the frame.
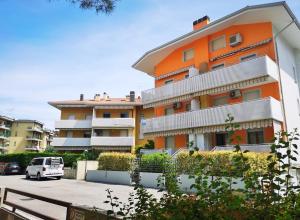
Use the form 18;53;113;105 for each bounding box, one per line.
0;175;161;219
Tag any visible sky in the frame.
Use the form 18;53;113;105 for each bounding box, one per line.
0;0;300;129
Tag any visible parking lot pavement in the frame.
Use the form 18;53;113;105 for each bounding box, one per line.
0;175;161;219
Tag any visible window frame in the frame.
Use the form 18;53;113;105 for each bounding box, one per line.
103;112;111;118
240;53;257;62
242;89;261;102
213;95;228;107
164;79;174;85
209;35;226;52
182;48;195;62
247;128;264;145
211;63;225;70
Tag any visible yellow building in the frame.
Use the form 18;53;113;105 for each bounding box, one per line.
0;115;14;153
0;116;54;154
49;92;154;153
8;120;54;153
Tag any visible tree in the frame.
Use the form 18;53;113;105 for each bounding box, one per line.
68;0;118;13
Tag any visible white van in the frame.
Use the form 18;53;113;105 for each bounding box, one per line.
25;157;64;181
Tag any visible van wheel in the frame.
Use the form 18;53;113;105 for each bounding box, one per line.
25;172;30;179
36;173;42;181
56;176;61;180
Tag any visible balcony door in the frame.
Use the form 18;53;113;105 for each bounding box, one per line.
215;133;228;146
165;136;175;152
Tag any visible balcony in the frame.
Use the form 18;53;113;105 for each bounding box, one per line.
92;118;135;128
0;124;11;130
0;135;9;140
141;97;283;135
55;120;92;129
26;136;42;142
142;56;278;107
25;146;40;151
27;127;43;133
90;136;134;146
52;138;91;147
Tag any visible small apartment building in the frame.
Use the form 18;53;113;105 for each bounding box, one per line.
0;115;14;153
133;2;300;153
49;92;153;153
9;120;50;153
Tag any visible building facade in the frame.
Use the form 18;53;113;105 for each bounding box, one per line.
8;120;54;153
49;92;153;153
133;2;300;153
0;115;14;153
0;117;54;154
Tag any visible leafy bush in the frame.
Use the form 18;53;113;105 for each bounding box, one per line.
0;152;80;169
176;151;270;176
140;152;171;173
98;152;135;171
134;139;155;154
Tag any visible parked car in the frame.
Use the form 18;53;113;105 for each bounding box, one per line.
3;162;22;175
25;157;64;181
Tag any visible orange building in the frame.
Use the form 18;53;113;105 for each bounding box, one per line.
49;92;153;153
134;2;300;153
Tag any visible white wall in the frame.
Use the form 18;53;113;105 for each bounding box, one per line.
275;33;300;161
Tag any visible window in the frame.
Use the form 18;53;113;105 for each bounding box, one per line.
68;115;75;120
165;107;174;116
120;112;129;118
243;90;260;101
164;79;174;85
32;159;43;166
247;128;264;144
185;74;189;79
120;130;128;137
103;112;111;118
186;103;191;111
210;36;226;51
66;131;73;137
211;63;225;70
83;131;91;138
213;96;228;106
85;115;92;120
240;54;256;62
183;48;194;62
165;136;175;151
293;66;298;83
215;133;228;146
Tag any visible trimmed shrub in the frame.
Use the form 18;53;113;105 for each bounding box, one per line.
140;153;171;173
0;152;80;169
176;151;271;176
98;152;135;171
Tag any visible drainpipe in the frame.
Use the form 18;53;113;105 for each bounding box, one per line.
273;19;296;132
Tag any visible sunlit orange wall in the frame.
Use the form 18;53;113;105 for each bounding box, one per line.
152;22;276;149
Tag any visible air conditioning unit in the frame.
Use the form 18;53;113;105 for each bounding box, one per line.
229;89;241;98
229;33;242;47
173;102;182;109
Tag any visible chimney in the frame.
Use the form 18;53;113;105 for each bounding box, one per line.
80;94;84;101
103;92;108;100
94;94;101;101
193;15;210;31
130;91;135;102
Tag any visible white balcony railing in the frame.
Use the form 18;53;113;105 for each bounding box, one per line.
0;124;11;130
26;136;42;141
52;138;91;147
142;56;278;106
27;126;43;133
55;120;92;129
90;137;134;146
141;97;283;134
92;118;135;128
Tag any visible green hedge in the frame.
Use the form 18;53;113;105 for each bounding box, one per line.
176;151;271;176
0;152;81;169
140;153;171;173
98;152;135;171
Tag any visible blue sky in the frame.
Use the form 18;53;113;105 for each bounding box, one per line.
0;0;300;129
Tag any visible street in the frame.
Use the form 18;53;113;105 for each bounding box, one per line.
0;175;161;219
